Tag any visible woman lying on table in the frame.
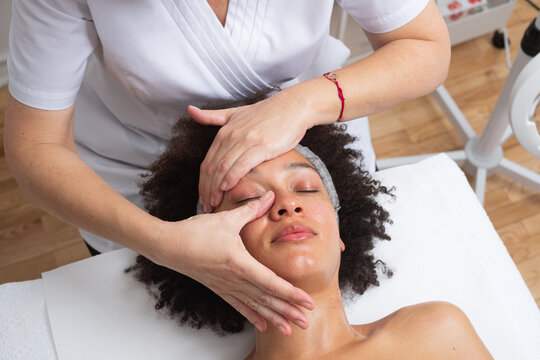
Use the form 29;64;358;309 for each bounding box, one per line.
127;118;492;359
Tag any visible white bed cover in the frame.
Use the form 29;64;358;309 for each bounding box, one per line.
1;154;539;359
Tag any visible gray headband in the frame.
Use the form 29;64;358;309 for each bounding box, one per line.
197;145;340;216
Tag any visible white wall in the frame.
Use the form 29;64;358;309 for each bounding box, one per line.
0;0;12;87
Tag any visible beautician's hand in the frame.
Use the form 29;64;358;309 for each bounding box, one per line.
188;91;313;212
154;191;314;336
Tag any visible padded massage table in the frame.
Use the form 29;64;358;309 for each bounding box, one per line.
1;154;539;359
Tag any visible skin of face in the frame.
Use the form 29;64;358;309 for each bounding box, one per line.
216;150;345;290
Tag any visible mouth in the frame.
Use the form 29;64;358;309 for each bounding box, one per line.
272;223;316;244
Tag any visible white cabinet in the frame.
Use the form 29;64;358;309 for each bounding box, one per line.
332;0;517;65
441;0;516;46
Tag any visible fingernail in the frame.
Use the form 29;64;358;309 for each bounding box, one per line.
203;204;211;213
293;319;307;329
220;181;228;191
278;325;287;335
260;191;272;202
300;301;314;310
210;195;215;207
254;322;264;332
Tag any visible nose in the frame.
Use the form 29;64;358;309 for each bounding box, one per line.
270;195;304;220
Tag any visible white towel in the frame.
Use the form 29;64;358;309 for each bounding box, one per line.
1;154;539;359
0;280;57;360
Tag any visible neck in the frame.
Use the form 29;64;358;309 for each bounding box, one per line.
246;282;365;360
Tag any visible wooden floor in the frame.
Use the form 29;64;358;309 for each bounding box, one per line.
1;1;539;308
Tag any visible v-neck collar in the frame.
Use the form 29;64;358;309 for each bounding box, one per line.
200;0;236;33
163;0;273;99
200;0;267;64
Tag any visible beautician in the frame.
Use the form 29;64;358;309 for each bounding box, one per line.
4;0;450;336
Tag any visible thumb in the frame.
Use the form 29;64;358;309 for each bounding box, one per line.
187;105;235;126
230;191;275;227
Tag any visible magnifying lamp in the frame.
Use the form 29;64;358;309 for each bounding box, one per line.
510;53;540;159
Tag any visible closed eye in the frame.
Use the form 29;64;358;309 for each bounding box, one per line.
297;189;319;193
235;196;261;205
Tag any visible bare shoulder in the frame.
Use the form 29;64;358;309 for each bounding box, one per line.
375;301;493;359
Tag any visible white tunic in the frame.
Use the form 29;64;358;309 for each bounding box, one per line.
8;0;429;252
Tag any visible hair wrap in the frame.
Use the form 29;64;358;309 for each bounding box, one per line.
294;145;340;212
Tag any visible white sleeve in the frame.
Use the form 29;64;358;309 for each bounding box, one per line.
8;0;98;110
336;0;430;34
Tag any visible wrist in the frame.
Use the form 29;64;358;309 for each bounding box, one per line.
123;210;168;265
322;72;345;122
282;75;344;127
144;217;171;266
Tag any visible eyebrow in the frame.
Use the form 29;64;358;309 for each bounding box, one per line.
286;162;317;172
248;161;317;175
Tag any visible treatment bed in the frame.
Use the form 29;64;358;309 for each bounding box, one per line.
1;154;539;359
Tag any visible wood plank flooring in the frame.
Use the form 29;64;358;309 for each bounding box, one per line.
1;0;539;309
370;0;540;307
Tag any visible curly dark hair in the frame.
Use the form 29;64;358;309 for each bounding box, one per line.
126;112;393;335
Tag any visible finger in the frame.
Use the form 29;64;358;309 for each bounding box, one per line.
208;142;255;207
243;255;315;311
222;294;267;333
199;147;222;213
219;145;278;192
238;285;309;330
199;128;236;211
187;105;235;126
228;191;275;227
232;291;293;336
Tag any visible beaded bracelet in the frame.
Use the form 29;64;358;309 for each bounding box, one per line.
323;72;345;122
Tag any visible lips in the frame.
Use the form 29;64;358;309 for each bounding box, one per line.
272;223;316;243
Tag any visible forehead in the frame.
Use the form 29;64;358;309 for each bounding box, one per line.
247;150;314;174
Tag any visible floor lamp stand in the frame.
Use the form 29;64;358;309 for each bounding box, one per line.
377;13;540;205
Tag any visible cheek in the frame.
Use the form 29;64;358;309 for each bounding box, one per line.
311;202;342;261
239;219;267;257
310;201;340;239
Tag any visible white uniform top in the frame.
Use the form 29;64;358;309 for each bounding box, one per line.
8;0;429;252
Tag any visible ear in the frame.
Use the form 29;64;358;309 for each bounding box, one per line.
340;239;345;252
